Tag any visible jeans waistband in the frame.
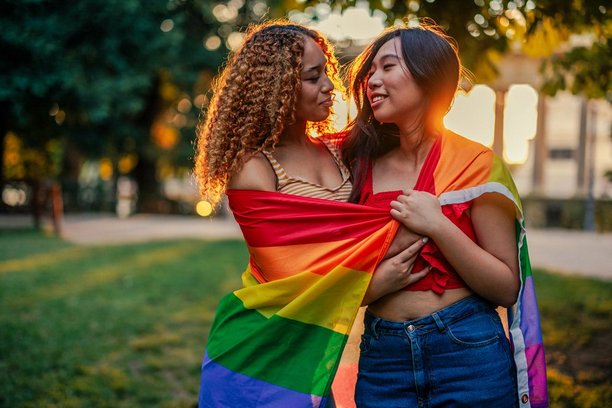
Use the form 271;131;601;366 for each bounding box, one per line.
364;295;495;336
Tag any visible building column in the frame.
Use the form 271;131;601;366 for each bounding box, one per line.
532;93;548;195
576;98;588;195
493;89;507;159
584;103;597;231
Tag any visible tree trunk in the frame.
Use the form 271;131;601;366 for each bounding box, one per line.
133;155;162;213
0;101;9;183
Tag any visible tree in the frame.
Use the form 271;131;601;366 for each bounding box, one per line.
301;0;533;82
0;0;225;210
3;0;607;213
305;0;609;99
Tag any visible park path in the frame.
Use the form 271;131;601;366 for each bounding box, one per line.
1;213;610;280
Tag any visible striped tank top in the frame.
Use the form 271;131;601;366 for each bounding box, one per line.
262;138;352;202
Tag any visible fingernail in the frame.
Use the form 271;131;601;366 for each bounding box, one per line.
422;237;429;244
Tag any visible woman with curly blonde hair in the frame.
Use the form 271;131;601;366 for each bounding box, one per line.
195;20;429;408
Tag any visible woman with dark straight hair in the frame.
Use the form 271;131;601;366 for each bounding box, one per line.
343;20;548;408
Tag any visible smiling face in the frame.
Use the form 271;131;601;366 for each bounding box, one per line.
294;37;334;123
366;37;425;128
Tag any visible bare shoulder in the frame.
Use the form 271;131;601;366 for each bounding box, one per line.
472;192;516;217
471;192;518;243
227;152;276;191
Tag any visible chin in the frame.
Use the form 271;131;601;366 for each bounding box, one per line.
311;113;330;123
372;113;389;123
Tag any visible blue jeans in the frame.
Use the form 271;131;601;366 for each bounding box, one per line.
355;295;518;408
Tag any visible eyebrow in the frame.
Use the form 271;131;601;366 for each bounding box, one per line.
302;64;324;75
376;54;400;62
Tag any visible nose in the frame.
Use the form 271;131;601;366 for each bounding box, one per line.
368;70;382;89
321;74;333;93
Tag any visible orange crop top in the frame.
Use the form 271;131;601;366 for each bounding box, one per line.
358;137;474;294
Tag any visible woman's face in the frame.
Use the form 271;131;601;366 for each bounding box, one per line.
294;37;334;123
366;37;424;126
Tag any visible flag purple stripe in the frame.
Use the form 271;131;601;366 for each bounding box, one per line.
525;344;549;407
519;276;544;347
199;353;326;408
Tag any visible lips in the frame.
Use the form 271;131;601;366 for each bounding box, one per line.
320;98;333;107
369;93;388;108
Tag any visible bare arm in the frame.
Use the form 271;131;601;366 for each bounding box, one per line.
390;191;519;307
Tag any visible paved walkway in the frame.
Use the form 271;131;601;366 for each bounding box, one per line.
1;213;610;280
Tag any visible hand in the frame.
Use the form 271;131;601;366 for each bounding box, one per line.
390;190;444;236
364;237;431;305
384;225;422;259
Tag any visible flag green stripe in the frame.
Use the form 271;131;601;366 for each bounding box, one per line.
206;293;347;396
517;220;533;279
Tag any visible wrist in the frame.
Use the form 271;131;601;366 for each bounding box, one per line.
428;214;451;240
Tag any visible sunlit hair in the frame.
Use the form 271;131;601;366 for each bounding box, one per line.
342;19;463;202
195;20;343;207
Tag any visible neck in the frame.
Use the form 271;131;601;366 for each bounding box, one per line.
395;116;442;159
397;123;425;153
392;128;434;167
280;120;309;147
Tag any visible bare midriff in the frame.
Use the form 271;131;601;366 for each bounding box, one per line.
367;287;474;322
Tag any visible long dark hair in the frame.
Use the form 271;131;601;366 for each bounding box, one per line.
342;20;462;202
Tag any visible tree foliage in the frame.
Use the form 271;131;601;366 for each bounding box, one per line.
1;0;608;211
527;0;610;100
0;0;253;208
314;0;610;100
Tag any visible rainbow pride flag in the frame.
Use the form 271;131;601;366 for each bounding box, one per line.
199;191;398;407
199;131;548;407
433;131;548;408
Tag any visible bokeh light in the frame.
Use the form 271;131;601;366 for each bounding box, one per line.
504;84;538;164
160;19;174;32
444;85;496;147
196;200;214;217
205;35;222;51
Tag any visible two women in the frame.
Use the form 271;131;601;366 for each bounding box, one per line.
195;21;426;408
195;19;547;408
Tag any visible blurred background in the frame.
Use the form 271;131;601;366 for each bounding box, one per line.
0;1;610;408
0;0;610;231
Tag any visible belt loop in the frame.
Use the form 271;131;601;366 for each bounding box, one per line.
369;317;381;339
432;312;446;333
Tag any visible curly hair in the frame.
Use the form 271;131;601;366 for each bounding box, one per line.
194;20;343;207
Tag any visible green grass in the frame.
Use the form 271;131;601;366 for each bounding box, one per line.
0;228;610;407
0;228;248;408
535;268;612;407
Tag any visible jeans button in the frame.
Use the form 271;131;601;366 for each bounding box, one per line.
407;324;416;333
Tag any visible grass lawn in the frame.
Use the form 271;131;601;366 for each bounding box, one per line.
1;228;610;407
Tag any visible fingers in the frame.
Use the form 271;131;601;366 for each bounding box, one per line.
390;200;403;211
405;266;431;285
390;194;412;215
390;208;402;221
390;200;409;222
395;236;429;262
